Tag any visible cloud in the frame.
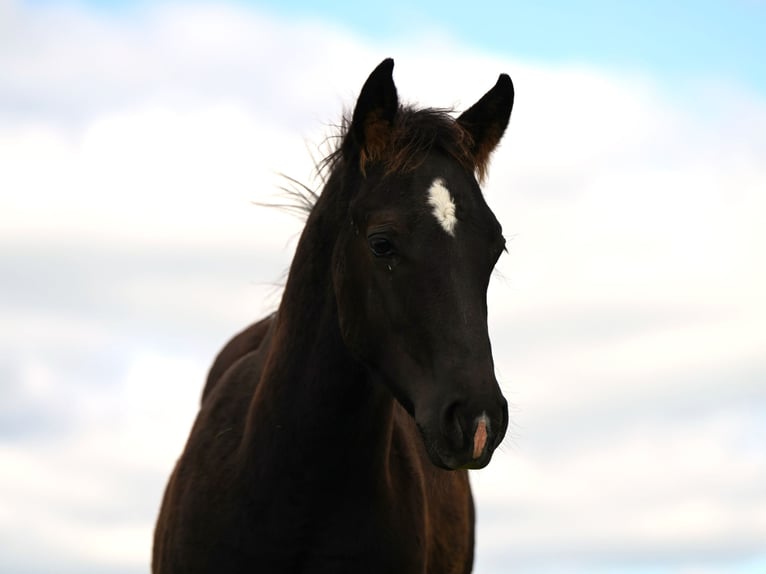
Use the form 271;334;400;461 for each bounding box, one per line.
1;2;765;573
474;409;766;572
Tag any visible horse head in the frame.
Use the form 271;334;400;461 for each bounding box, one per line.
332;59;513;470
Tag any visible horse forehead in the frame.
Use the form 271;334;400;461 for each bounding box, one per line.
426;177;457;236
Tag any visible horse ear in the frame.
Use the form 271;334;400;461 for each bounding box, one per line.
457;74;514;180
347;58;399;169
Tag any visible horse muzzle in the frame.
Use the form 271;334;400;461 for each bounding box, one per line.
418;394;508;470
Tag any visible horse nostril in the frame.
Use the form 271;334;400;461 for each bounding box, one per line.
438;400;503;462
440;400;465;448
472;413;490;459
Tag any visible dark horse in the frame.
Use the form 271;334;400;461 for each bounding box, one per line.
153;59;514;573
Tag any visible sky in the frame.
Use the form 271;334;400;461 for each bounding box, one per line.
1;1;765;573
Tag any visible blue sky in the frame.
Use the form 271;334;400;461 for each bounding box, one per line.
32;0;766;93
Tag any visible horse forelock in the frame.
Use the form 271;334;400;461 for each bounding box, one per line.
271;106;479;222
325;105;477;181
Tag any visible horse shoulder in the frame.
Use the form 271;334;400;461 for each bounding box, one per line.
202;315;275;403
154;323;275;572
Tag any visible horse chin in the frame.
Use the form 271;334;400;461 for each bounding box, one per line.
456;455;492;471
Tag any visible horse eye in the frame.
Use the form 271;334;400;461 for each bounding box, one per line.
368;235;395;257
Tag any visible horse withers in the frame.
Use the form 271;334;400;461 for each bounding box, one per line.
153;58;514;573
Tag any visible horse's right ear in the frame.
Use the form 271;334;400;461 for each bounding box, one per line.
345;58;399;170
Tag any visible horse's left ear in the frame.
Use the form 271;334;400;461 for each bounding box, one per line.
457;74;514;180
345;58;399;171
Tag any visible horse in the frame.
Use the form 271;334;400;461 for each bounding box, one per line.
153;58;514;574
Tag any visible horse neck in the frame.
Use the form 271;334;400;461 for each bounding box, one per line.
242;172;396;473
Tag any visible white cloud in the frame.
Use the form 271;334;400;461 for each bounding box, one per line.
474;410;766;572
1;2;765;573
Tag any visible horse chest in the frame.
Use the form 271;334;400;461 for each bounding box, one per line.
314;506;426;572
305;475;430;573
300;435;472;573
240;437;464;572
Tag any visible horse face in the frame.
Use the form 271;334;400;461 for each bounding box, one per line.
333;60;514;470
336;156;508;469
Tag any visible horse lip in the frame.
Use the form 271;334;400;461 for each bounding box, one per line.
418;424;494;471
416;423;457;470
435;450;493;471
